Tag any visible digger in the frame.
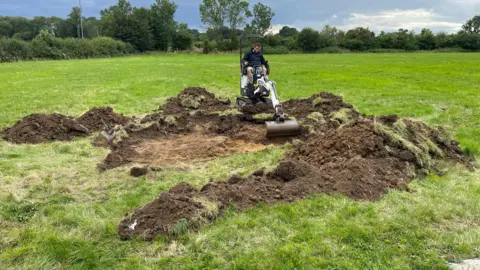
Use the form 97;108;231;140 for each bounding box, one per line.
236;35;300;138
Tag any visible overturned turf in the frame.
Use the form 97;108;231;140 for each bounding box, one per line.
117;90;472;241
2;113;90;144
160;86;231;114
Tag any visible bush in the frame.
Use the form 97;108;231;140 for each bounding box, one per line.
265;34;282;47
0;30;135;63
319;46;349;53
0;38;32;62
203;40;217;54
263;45;290;54
455;32;480;51
172;32;193;51
281;36;298;50
194;41;204;48
367;48;405;53
216;40;232;51
31;31;66;59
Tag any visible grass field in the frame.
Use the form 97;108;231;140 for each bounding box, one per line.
0;53;479;269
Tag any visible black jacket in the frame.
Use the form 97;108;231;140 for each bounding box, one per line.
243;49;266;67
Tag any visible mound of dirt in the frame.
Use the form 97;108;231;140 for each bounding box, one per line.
160;87;231;114
2;113;89;144
76;107;130;132
119;183;204;240
118;115;471;240
283;92;359;120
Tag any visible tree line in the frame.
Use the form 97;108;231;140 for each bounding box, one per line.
0;0;479;62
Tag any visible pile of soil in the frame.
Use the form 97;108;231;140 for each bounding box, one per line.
76;107;130;132
2;113;89;144
160;87;231;114
118;90;472;240
283;92;359;120
3;107;130;144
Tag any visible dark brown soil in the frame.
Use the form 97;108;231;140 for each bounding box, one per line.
130;167;148;177
118;115;470;240
119;183;204;240
160;87;232;114
76;107;131;132
2;113;89;144
283;92;360;120
3;107;130;144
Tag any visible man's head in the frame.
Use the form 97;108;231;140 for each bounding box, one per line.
253;43;261;53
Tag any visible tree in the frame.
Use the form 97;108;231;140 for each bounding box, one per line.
100;0;154;51
395;29;418;51
5;17;35;40
131;7;154;51
435;32;455;48
319;25;341;48
279;26;298;38
226;0;250;39
462;15;480;34
455;31;480;50
83;17;101;38
199;0;228;41
69;7;82;38
265;33;282;46
343;27;376;51
150;0;178;51
297;27;320;52
376;31;397;49
418;28;436;50
249;3;275;35
172;23;193;50
0;19;12;38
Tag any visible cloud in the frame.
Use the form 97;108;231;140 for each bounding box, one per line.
338;9;463;33
267;24;296;34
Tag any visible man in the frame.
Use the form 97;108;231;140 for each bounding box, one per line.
243;43;268;83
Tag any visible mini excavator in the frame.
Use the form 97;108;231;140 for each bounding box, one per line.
235;35;300;138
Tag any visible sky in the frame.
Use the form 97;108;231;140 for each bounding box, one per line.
0;0;479;33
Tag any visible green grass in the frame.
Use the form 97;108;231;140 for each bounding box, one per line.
0;53;479;269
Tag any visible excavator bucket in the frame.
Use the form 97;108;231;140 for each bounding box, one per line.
266;120;301;138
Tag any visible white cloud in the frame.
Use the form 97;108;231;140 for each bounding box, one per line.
267;24;296;34
339;9;463;33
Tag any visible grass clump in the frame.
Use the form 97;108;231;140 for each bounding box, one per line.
165;115;177;126
374;119;446;170
172;219;189;237
215;108;242;116
312;96;324;107
252;113;274;120
307;112;326;124
330;108;355;126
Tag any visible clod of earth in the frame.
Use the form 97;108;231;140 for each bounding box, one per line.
130;167;148;177
116;88;473;241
